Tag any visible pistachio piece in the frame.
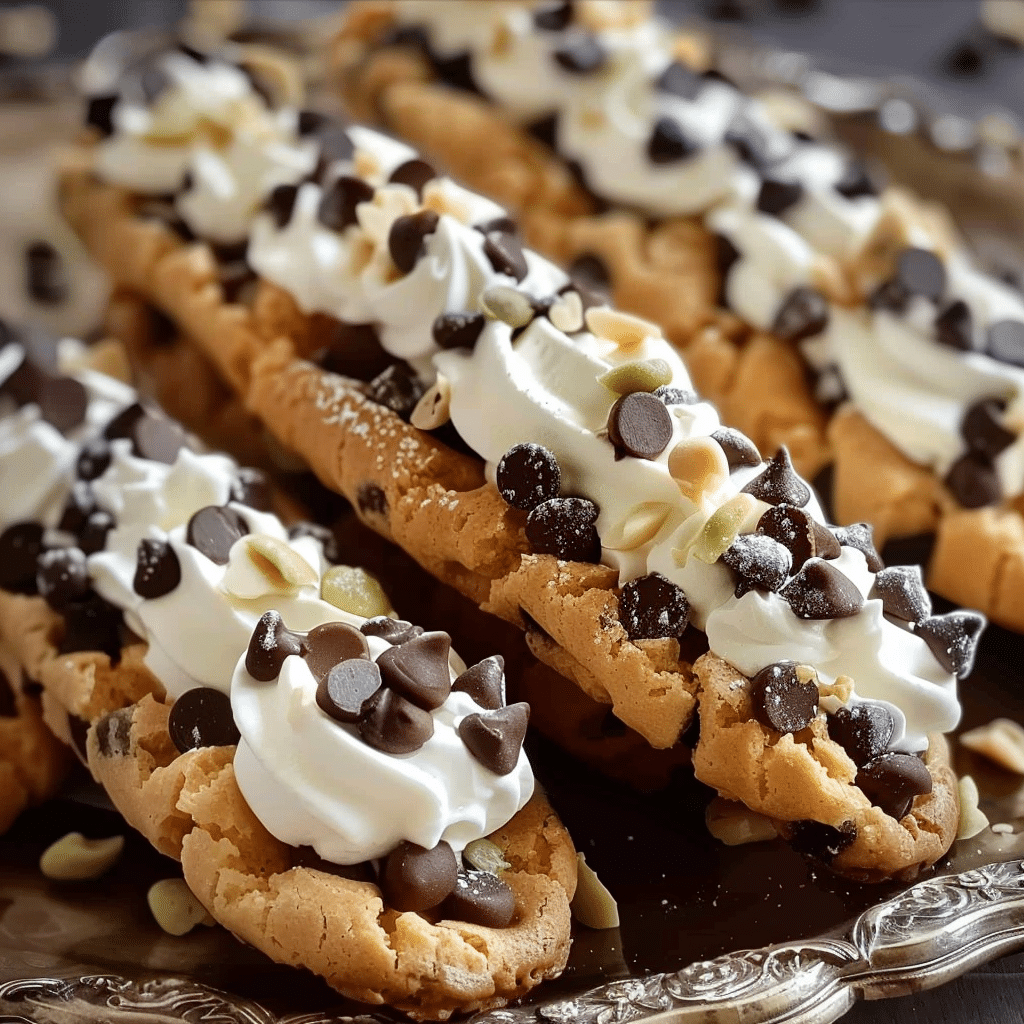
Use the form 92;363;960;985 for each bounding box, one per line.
481;285;535;328
960;718;1024;774
668;436;730;505
147;878;216;936
463;837;511;875
40;832;124;880
321;565;391;618
598;358;673;395
956;775;989;841
548;289;584;333
601;502;673;551
570;852;619;930
692;493;761;564
585;306;662;353
705;797;779;846
410;375;451;431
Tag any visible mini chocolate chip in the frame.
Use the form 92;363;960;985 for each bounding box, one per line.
916;610;985;678
231;467;274;512
788;819;857;861
433;51;478;92
297;109;330;136
896;247;946;303
568;253;612;308
711;428;762;469
453;656;505;710
360;687;435;754
832;522;884;572
186;505;248;565
0;669;16;718
365;363;424;420
133;538;181;599
103;402;146;441
58;593;122;662
317;658;382;723
872;565;931;623
389;210;440;274
459;702;530;776
525;496;600;562
85;94;118;137
834;160;877;199
781;560;865;620
36;547;89;610
962;398;1015;459
382;841;458;912
79;510;114;555
355;482;389;521
376;631;452;711
935;299;974;351
741;448;810;507
751;661;818;733
756;178;803;217
37;376;87;434
388;159;436;197
655;60;702;100
771;287;829;343
288;521;340;564
527;113;559;149
496;443;561;511
608;392;673;460
317;175;374;232
132;414;188;464
0;522;44;593
987;319;1024;367
827;703;895;767
757;504;839;571
25;241;66;305
945;450;1001;508
168;687;240;753
433;312;486;351
266;183;299;229
856;752;932;820
246;610;304;681
302;620;370;686
361;616;424;645
722;533;792;597
618;572;690;641
655;386;699;406
553;33;606;74
534;0;573;30
647;116;695;164
481;229;529;283
440;868;516;928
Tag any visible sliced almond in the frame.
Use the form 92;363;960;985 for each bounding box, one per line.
705;797;779;846
223;534;317;598
570;852;619;930
40;832;124;881
601;502;672;552
692;493;760;564
956;775;989;841
548;289;584;334
668;436;729;505
321;565;391;618
585;306;663;353
148;878;216;936
410;375;451;431
960;718;1024;774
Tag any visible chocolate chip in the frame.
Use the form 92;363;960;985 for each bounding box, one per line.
376;631;452;711
230;467;274;512
317;658;382;723
317;175;374;232
945;450;1001;508
59;481;95;536
433;52;478;92
756;178;803;217
771;287;829;343
481;229;529;283
527;113;558;149
186;505;249;565
751;661;818;733
85;94;117;137
534;1;573;30
288;521;340;564
711;428;761;469
832;522;884;572
440;868;516;927
453;656;505;710
103;402;146;441
788;819;857;861
757;504;839;571
647;116;695;164
365;363;424;420
433;312;486;351
869;276;910;314
935;299;974;351
962;398;1015;460
58;593;122;662
618;572;690;641
79;510;114;555
245;610;304;681
360;687;435;754
355;482;389;521
568;253;612;308
388;210;439;274
655;386;699;406
856;752;932;820
781;560;864;620
655;60;702;100
458;702;529;776
525;496;600;562
361;617;424;646
388;159;436;197
168;686;240;753
302;620;370;686
987;319;1024;367
24;241;66;306
834;160;877;199
37;376;87;434
722;533;792;597
382;841;457;912
0;522;44;593
872;565;931;623
0;352;43;408
133;538;181;599
132;414;188;464
496;443;561;511
916;610;985;678
553;33;606;74
897;247;946;303
827;703;895;767
36;547;89;610
741;448;810;507
608;392;673;460
266;183;300;229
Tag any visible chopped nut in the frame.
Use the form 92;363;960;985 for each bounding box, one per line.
598;358;672;395
668;436;729;505
817;673;853;704
321;565;391;618
705;797;779;846
147;878;216;936
570;852;619;930
463;838;510;875
585;306;663;353
548;289;584;334
481;285;535;328
956;775;989;841
40;832;124;880
410;375;451;431
691;493;761;564
960;718;1024;774
601;502;672;552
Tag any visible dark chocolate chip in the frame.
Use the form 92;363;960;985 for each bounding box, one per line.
827;703;895;767
751;661;818;733
218;260;256;303
942;38;987;78
647;116;695;164
288;521;341;564
388;210;440;274
458;702;530;776
317;175;374;232
527;113;559;149
568;253;612;308
132;414;188;464
533;1;573;30
440;868;516;928
915;610;985;678
365;363;425;420
655;386;699;406
788;819;857;861
771;287;829;343
481;230;529;283
361;616;424;646
0;522;44;593
896;247;946;303
608;391;673;460
266;183;300;229
496;443;561;511
856;752;932;820
186;505;249;565
355;482;389;520
79;510;114;555
317;657;382;723
376;631;452;711
834;160;877;199
722;533;792;597
869;276;910;314
756;178;804;217
987;319;1024;367
168;686;240;753
935;299;974;351
85;94;118;137
945;451;1001;508
433;312;486;351
711;427;761;469
103;402;146;441
453;655;505;710
433;52;478;92
388;159;436;197
36;375;87;434
832;522;884;572
315;320;392;381
781;560;865;620
714;234;740;306
655;60;702;100
382;840;458;912
618;572;690;641
302;620;370;686
525;496;601;562
133;538;181;599
872;565;931;623
245;610;304;681
58;593;122;662
24;241;66;305
757;504;839;571
0;669;16;718
360;687;435;754
962;398;1015;460
230;467;274;512
741;447;810;507
36;547;89;610
297;109;330;136
553;33;606;74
